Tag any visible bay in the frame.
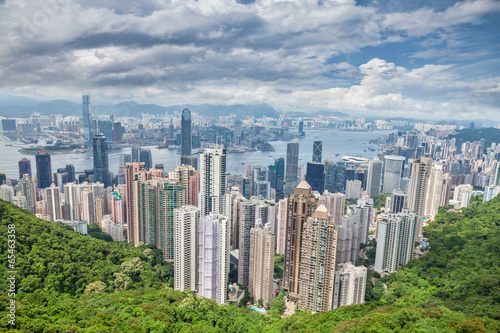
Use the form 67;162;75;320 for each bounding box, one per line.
0;130;393;180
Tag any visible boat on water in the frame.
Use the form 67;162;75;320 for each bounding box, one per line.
85;156;92;159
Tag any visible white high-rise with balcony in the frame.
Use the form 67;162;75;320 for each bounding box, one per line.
199;148;227;216
374;210;417;273
198;212;230;305
174;205;200;292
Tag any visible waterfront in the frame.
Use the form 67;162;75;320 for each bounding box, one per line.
0;129;393;180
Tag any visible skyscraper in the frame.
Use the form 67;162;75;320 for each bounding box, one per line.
139;148;153;170
45;184;61;222
345;180;362;199
238;197;276;285
234;120;242;143
181;108;192;157
285;142;299;196
98;119;113;143
198;212;230;305
174;205;200;292
82;95;93;144
63;183;80;221
305;162;325;194
125;162;146;243
274;157;285;199
407;157;432;238
276;198;288;255
127;168;173;252
353;201;373;245
252;166;270;198
333;263;367;309
335;213;362;267
391;189;407;213
493;163;500;186
312;140;323;163
131;146;141;162
80;189;95;224
366;159;383;196
297;205;337;312
18;158;31;179
93;133;110;187
283;181;318;299
35;149;52;189
238;200;255;285
189;171;200;207
18;174;36;214
382;155;406;194
324;161;347;194
174;165;196;206
374;210;417;273
424;164;444;219
113;122;122;142
199;148;227;216
248;220;275;306
319;191;345;224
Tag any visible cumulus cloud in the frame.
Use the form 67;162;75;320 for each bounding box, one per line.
0;0;499;120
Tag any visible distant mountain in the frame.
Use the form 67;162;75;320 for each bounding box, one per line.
176;103;280;118
93;101;169;117
31;99;82;116
0;93;41;106
282;110;349;118
448;127;500;146
0;98;281;119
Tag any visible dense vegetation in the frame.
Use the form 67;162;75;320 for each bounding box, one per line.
448;127;500;147
1;197;499;332
0;200;173;298
385;196;500;320
372;193;391;210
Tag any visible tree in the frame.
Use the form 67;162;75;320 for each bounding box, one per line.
84;281;106;294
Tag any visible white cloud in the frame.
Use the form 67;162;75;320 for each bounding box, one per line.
0;0;498;120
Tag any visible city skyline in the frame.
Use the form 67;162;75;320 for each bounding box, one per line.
0;1;499;120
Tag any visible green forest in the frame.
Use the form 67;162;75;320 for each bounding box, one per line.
448;127;500;147
1;196;499;332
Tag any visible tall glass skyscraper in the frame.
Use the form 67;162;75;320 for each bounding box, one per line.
35;149;52;189
18;157;32;179
139;149;153;170
93;133;110;187
82;95;93;144
382;155;406;194
305;162;325;194
285;142;299;196
274;157;285;199
312;140;322;163
181;108;192;157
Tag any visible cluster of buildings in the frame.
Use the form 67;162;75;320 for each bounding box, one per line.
1;95;500;313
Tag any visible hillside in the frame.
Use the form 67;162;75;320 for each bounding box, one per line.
1;197;500;331
448;127;500;147
0;200;173;298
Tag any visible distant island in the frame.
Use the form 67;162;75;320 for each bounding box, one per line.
19;145;90;155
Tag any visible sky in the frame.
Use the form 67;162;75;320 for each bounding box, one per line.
0;0;499;120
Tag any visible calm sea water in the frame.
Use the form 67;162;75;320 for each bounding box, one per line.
0;130;393;179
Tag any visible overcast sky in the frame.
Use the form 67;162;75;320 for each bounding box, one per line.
0;0;499;119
